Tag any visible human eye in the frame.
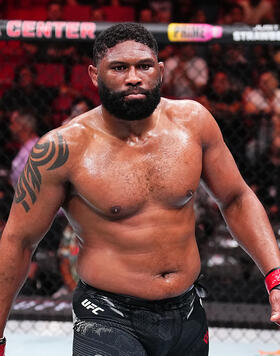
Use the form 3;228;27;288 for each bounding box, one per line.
112;65;127;71
139;63;152;70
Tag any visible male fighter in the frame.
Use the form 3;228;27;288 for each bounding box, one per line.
0;23;280;355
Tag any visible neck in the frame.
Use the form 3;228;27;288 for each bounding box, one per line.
100;100;162;143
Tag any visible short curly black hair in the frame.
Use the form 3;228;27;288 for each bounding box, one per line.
92;23;158;66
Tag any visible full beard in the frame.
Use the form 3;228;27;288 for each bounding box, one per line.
98;78;161;121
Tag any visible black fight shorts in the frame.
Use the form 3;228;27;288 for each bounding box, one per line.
72;280;209;356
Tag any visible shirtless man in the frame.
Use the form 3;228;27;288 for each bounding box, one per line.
0;23;280;356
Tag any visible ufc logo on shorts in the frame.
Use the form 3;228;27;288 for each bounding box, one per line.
81;299;104;315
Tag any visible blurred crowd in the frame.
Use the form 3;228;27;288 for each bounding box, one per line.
0;0;279;26
0;0;279;301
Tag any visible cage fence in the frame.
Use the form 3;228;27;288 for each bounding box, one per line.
0;21;279;343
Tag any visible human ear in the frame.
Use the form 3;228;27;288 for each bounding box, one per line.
158;62;164;83
88;65;98;87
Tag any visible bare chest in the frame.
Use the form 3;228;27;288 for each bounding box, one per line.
69;133;202;217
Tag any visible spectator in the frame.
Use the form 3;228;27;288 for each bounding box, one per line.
36;0;79;64
239;0;275;25
62;96;94;125
207;71;245;168
221;4;246;24
21;41;39;65
190;8;207;23
243;71;280;162
55;223;79;296
217;0;238;24
149;0;172;23
270;47;280;79
172;0;193;23
2;64;59;135
243;71;280;117
90;5;106;21
9;110;39;188
138;8;154;23
149;0;171;13
252;133;280;221
162;44;208;99
208;72;242;122
2;63;80;134
250;45;273;84
102;0;135;22
195;0;220;23
207;43;224;71
47;0;63;21
223;45;252;90
158;44;175;62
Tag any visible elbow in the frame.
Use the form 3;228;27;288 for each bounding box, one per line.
220;193;242;212
2;231;38;256
219;185;253;212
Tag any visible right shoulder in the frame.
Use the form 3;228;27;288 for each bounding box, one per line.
42;107;101;167
32;112;93;177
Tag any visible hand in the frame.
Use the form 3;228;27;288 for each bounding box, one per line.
0;337;6;356
269;288;280;326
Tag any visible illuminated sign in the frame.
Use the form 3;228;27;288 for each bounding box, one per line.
168;23;223;42
233;24;280;42
3;20;96;40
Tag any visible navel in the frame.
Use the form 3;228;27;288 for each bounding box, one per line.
158;270;178;279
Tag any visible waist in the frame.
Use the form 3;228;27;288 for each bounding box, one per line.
79;279;196;310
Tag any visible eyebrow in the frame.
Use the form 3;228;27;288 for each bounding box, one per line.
109;58;156;66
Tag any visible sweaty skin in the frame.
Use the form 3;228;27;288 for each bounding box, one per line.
0;40;280;337
64;99;202;299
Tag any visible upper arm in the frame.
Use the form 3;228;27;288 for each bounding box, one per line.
3;131;70;249
200;105;248;208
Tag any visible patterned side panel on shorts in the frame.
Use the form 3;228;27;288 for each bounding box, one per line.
73;315;147;356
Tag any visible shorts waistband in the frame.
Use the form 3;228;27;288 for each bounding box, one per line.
79;280;196;309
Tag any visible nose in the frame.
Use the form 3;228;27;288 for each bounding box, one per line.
125;66;142;86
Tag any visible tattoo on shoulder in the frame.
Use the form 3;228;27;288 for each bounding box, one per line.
15;133;69;212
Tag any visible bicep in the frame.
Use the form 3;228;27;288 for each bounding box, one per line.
200;112;248;206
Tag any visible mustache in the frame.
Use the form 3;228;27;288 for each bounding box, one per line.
120;87;148;97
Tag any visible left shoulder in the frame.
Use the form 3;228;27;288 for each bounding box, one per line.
162;97;216;129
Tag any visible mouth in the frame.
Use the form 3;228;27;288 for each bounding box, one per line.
124;93;146;100
123;88;147;100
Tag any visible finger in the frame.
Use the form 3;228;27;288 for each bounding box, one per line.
270;312;280;326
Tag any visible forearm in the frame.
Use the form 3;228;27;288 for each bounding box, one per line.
220;187;280;275
0;236;33;336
